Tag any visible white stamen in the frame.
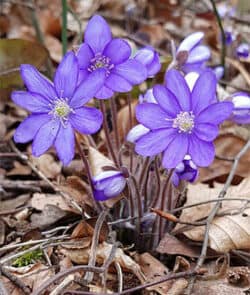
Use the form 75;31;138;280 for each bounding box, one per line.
172;111;195;133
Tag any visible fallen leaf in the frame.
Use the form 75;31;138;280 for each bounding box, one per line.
200;134;250;182
138;252;170;295
6;161;32;176
0;39;48;90
61;241;145;282
30;204;68;229
31;192;78;213
2;262;54;293
192;266;250;295
174;178;250;253
31;154;62;179
156;233;201;257
0;194;30;211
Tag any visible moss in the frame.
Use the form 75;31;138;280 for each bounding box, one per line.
12;249;44;267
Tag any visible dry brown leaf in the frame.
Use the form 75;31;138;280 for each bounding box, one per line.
0;194;30;211
31;154;62;179
174;178;250;253
200;134;250;182
71;219;108;242
156;233;201;257
2;262;54;294
138;252;169;295
6;161;32;176
192;266;250;295
30;204;67;229
60;175;94;208
117;100;137;143
61;241;145;282
31;192;78;213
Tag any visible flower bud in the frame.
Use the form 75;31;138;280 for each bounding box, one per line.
134;46;161;77
236;43;250;59
177;32;211;74
231;92;250;124
171;155;198;186
126;124;150;143
88;147;126;201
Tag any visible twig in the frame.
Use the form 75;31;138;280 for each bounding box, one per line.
83;209;109;283
114;261;123;293
62;269;201;295
0;264;31;295
61;0;68;55
50;274;76;295
170;197;250;214
210;0;226;70
32;265;105;295
0;235;69;256
0;179;51;192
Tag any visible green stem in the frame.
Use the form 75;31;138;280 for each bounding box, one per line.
210;0;226;71
61;0;68;55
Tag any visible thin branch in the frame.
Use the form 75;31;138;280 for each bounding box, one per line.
83;209;109;283
32;265;105;295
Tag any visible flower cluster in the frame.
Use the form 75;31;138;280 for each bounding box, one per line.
12;13;235;197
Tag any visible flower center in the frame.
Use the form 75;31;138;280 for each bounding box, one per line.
49;98;73;126
88;53;114;76
172;111;195;133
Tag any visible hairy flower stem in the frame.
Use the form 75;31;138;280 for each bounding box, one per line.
127;93;135;173
138;157;151;211
99;100;119;167
110;96;120;152
150;157;162;208
61;0;68;55
159;171;173;239
75;135;102;213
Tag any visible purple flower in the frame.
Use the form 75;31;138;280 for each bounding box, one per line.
134;46;161;78
12;52;105;165
236;43;250;59
134;69;233;168
231;92;250;124
177;32;211;73
76;15;147;99
171;155;198;186
224;29;236;45
92;171;126;201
